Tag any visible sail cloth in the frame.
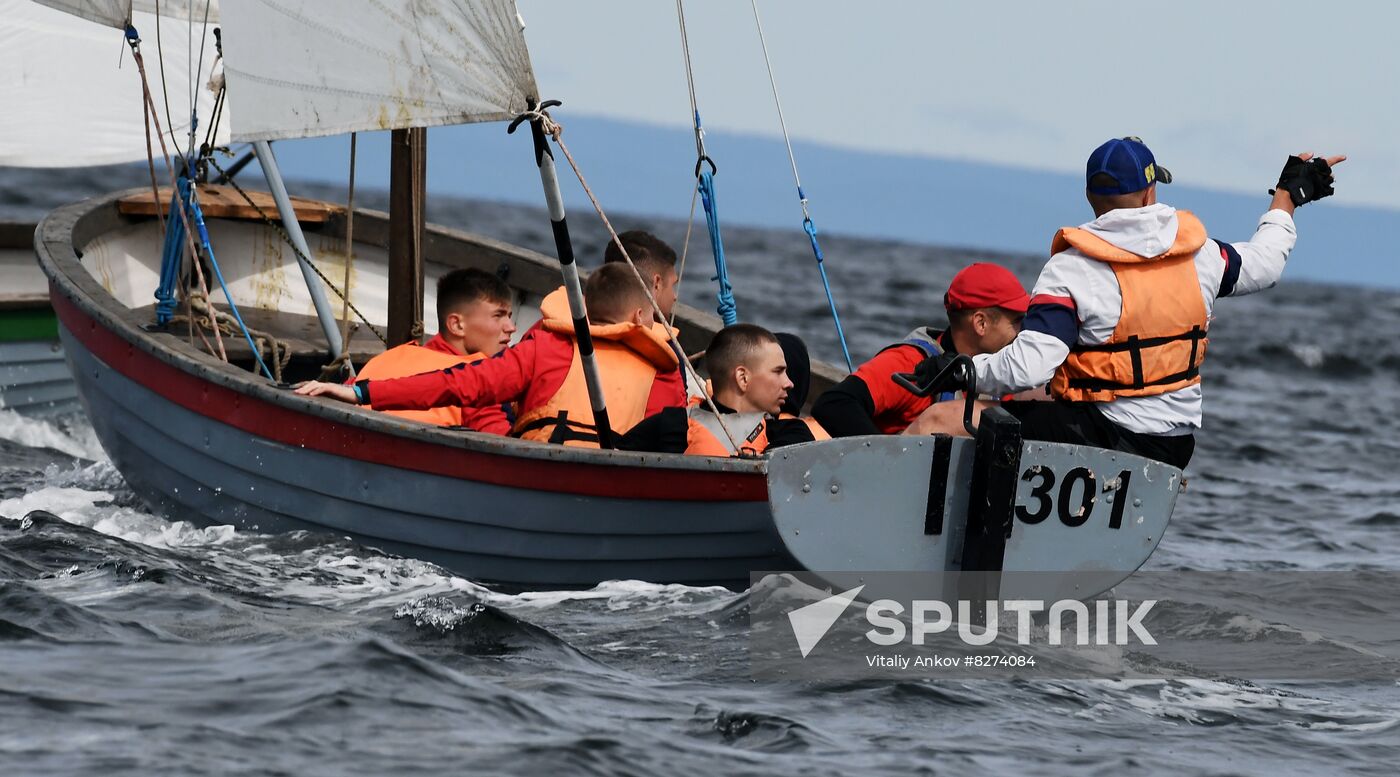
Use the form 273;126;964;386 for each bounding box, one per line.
0;0;229;167
30;0;219;28
219;0;539;141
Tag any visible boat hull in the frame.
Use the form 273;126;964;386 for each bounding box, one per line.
60;321;794;588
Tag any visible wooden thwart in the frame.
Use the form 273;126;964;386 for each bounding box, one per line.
117;184;340;223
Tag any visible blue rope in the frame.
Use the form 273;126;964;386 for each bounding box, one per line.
748;0;854;372
154;192;185;326
698;165;738;326
799;195;854;371
168;174;276;381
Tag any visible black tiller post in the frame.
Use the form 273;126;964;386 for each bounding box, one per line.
509;100;615;449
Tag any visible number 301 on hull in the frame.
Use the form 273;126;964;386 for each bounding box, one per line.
765;431;1182;601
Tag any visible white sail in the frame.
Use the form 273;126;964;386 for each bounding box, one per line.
1;0;230;168
219;0;538;141
31;1;219;29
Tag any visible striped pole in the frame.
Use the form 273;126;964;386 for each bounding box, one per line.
512;101;615;449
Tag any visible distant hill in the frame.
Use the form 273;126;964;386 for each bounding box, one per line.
268;115;1400;289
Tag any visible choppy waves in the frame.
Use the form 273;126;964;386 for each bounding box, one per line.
5;180;1400;773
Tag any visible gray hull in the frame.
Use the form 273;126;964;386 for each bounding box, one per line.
0;338;77;416
61;330;794;589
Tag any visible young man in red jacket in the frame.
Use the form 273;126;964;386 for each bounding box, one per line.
297;264;683;448
352;268;516;431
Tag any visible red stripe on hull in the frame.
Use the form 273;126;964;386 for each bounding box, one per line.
51;291;767;502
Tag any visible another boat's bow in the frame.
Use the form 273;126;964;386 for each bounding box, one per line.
1;220;76;416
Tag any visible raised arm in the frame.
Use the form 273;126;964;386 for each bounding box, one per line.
1220;152;1346;298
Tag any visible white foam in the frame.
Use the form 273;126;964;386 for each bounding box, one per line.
0;485;237;550
1289;343;1325;369
0;486;114;523
0;408;103;460
492;579;730;611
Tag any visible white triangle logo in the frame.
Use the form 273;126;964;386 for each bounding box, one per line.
787;585;865;658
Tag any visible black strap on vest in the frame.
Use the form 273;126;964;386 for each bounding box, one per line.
1066;326;1206;391
513;410;601;445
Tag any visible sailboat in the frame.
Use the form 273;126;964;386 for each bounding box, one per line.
26;0;1182;592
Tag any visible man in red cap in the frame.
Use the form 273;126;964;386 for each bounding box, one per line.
811;262;1029;437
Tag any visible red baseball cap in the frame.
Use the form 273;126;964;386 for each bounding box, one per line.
943;263;1030;313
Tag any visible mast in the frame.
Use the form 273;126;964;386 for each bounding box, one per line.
388;127;427;346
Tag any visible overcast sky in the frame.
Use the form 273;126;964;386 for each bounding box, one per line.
515;0;1389;208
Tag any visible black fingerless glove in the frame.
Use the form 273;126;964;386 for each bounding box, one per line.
1270;155;1335;206
911;353;958;388
893;352;971;397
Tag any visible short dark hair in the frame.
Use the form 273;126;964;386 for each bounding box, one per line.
604;230;677;277
947;306;1019;331
436;268;510;330
706;323;779;394
584;263;649;324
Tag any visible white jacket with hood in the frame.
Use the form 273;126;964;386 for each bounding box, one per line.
971;203;1297;435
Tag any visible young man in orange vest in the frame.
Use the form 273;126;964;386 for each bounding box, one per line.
534;230;686;408
685;324;817;456
350;268;517;431
296;263;682;448
909;138;1344;468
811;262;1028;437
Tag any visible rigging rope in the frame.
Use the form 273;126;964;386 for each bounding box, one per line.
132;20;281;381
126;22;227;363
749;0;854;372
171;297;292;383
515;106;742;453
337;132;359;379
675;0;737;326
152;2;185;161
187;0;213;165
198;27;226;164
180;175;278;380
672;176;700;326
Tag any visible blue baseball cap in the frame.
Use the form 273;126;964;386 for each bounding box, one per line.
1086;136;1173;195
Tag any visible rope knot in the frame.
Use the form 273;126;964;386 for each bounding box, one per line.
509;102;564;140
530;110;563;140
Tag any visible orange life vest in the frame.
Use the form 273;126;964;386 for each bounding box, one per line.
538;285;684;343
685;407;771;457
1049;210;1210;403
355;343;484;426
778;412;831;441
512;317;679;448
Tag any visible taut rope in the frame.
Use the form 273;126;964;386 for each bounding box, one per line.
515;106;740;452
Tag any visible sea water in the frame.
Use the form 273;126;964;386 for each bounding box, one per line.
3;168;1399;775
